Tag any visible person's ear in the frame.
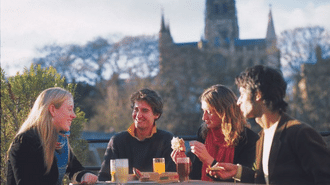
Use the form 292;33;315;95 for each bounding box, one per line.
255;90;262;101
49;104;56;117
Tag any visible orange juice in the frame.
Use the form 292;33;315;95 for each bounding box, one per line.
153;162;165;174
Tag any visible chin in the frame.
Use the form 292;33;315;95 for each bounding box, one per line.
63;127;71;132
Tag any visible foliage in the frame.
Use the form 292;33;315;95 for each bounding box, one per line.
0;64;89;185
86;74;154;132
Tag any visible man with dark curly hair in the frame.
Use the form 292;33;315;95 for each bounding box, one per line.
207;65;330;184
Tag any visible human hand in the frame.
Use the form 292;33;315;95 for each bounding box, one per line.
80;173;98;184
189;141;213;165
206;162;238;180
171;149;187;164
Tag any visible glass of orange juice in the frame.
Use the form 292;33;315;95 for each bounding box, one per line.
153;158;165;174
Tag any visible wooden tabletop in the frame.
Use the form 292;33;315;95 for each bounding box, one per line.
70;180;255;185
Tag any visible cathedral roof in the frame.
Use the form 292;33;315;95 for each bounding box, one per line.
172;38;266;50
235;39;266;46
175;42;198;47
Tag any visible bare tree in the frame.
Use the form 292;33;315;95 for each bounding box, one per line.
33;35;159;84
278;26;330;124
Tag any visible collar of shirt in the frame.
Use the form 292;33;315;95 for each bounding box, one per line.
127;123;157;141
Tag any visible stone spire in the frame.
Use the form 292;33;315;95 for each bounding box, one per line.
266;5;276;40
160;8;167;32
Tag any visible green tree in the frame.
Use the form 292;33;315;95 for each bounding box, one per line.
1;64;89;185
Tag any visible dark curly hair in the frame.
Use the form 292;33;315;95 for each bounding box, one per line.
130;88;163;120
235;65;288;113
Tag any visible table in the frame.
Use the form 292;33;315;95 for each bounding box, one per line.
70;180;256;185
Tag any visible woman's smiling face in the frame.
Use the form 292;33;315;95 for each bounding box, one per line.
52;97;76;132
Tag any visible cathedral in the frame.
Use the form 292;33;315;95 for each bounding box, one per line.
159;0;280;82
156;0;281;134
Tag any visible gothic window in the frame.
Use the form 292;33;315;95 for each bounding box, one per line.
221;31;228;39
222;3;228;14
214;4;220;15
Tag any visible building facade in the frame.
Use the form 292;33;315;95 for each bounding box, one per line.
156;0;281;134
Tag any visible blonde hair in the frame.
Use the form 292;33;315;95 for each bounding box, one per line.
12;87;72;174
200;85;248;146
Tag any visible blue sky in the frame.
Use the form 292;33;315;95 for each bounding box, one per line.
1;0;330;76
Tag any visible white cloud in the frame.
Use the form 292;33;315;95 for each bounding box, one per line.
1;0;330;77
272;2;330;35
237;0;269;39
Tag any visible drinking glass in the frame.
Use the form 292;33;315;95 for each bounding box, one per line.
110;159;116;182
176;157;190;182
110;159;129;183
153;158;165;174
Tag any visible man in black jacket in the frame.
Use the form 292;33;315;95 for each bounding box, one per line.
207;65;330;184
98;89;176;181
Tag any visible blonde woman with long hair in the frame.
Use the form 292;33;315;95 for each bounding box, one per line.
171;84;259;182
7;87;97;185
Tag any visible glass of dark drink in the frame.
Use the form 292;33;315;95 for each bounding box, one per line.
176;157;190;182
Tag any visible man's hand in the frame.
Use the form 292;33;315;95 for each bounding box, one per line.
206;162;238;180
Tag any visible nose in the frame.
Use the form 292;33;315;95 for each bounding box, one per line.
202;111;207;121
237;97;241;106
71;111;76;119
136;111;143;118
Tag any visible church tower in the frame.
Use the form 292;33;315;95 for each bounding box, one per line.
158;11;173;75
265;7;281;68
204;0;239;47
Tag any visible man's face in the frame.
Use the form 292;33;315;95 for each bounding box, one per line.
132;100;159;131
237;87;256;119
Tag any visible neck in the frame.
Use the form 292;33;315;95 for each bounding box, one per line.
135;127;152;140
256;109;281;129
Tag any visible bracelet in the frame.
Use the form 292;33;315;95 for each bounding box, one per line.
232;164;242;182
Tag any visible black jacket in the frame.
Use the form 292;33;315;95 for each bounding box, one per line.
241;113;330;185
188;126;259;181
7;128;89;185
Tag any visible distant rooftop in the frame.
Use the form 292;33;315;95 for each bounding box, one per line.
174;38;266;48
234;39;266;46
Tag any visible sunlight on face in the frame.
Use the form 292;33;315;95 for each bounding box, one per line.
201;101;222;129
53;98;76;132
